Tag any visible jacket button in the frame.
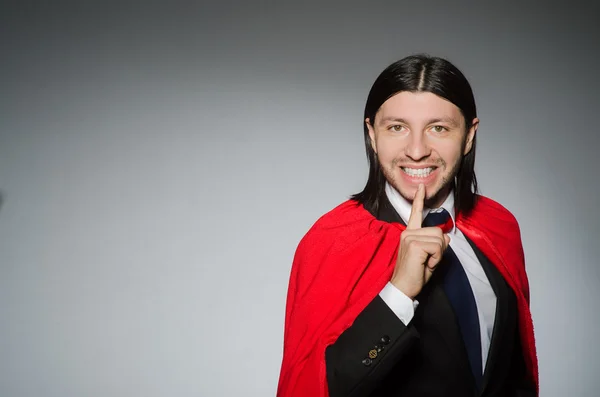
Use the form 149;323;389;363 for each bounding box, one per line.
362;358;372;366
380;335;390;345
368;349;378;359
376;344;385;353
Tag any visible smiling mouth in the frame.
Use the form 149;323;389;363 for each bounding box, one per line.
400;167;437;178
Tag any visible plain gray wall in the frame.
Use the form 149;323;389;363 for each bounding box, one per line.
1;1;599;396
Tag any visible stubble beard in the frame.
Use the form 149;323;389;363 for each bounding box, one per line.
380;156;463;208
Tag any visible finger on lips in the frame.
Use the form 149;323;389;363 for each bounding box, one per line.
407;183;425;230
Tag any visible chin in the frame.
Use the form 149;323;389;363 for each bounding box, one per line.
392;178;450;208
393;174;437;196
398;184;439;202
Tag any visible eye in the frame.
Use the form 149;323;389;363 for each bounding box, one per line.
389;125;405;132
431;125;447;133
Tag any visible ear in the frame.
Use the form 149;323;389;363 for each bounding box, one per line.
464;117;479;155
366;118;377;154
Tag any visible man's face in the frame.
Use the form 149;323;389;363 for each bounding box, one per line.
366;91;478;208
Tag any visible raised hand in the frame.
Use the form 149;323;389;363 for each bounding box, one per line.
390;183;451;299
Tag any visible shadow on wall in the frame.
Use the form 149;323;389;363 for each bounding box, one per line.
0;190;4;214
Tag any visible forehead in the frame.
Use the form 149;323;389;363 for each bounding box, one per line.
376;91;463;125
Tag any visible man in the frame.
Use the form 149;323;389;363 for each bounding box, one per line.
277;55;538;397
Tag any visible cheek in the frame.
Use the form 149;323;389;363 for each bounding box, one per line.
376;148;398;166
375;137;403;161
436;141;464;165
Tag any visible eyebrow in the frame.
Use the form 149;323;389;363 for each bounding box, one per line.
378;117;460;127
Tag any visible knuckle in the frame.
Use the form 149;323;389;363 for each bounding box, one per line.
404;233;417;243
410;239;422;248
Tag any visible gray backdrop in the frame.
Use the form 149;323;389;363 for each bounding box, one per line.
1;1;598;396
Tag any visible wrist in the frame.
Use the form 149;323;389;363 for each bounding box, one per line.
390;278;419;300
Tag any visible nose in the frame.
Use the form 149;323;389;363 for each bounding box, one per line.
404;131;431;161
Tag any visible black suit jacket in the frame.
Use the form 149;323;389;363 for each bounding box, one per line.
325;196;535;397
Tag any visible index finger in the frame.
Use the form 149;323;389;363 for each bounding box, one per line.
407;183;425;230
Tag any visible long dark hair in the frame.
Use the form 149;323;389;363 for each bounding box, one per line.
351;54;479;216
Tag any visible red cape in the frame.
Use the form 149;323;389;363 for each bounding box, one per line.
277;196;538;396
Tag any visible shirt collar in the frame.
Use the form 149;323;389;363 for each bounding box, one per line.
384;181;457;234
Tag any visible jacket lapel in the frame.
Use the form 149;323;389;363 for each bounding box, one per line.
466;237;515;394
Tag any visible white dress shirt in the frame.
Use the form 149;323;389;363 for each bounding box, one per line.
378;182;497;370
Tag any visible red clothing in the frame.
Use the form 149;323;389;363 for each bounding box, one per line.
277;196;537;396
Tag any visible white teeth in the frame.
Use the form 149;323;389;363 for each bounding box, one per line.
402;167;434;177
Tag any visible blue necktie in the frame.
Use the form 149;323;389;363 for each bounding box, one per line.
423;209;483;390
